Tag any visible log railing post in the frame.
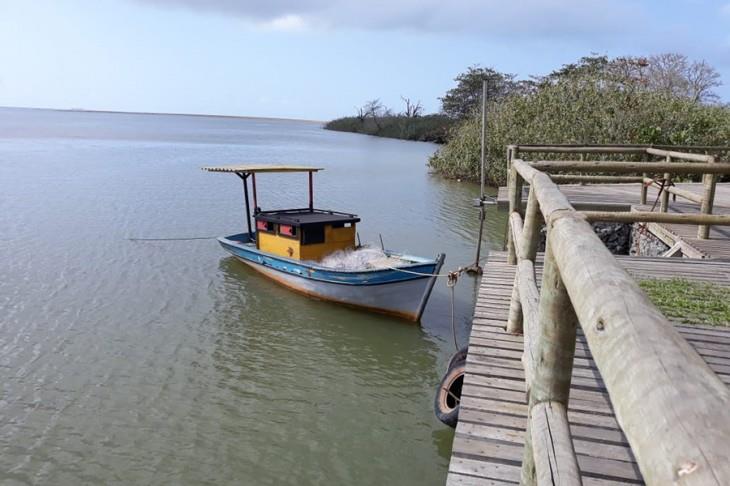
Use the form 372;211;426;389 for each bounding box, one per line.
660;156;671;213
640;172;648;205
698;155;716;239
520;240;582;486
507;161;524;265
521;187;541;262
506;186;540;335
506;277;523;335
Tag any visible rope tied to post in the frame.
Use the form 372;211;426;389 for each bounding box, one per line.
387;263;476;351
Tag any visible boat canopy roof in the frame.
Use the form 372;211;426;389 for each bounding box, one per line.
202;164;323;174
256;208;360;227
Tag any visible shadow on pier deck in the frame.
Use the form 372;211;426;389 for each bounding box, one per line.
447;252;730;485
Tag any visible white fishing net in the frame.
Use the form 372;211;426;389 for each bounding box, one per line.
317;247;396;270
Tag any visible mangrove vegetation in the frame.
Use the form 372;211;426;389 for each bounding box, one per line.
429;54;730;185
326;54;730;185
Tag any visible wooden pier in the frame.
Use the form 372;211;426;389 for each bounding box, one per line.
446;252;730;485
448;145;730;486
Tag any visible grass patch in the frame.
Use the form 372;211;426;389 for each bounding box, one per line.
639;278;730;327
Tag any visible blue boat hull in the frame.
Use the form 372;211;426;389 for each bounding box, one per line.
218;233;445;321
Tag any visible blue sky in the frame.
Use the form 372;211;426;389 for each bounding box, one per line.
1;0;729;120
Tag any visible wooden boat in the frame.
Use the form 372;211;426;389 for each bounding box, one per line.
203;164;445;321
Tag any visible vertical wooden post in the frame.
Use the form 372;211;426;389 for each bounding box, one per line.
531;241;579;404
660;156;671;213
239;173;253;237
521;240;581;486
521;420;537;486
251;173;258;211
640;172;648;205
308;171;314;211
507;167;536;335
506;275;523;335
698;155;716;239
480;79;488;201
521;188;540;261
506;148;523;265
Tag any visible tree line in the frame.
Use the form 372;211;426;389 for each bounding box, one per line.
324;53;728;181
325;96;454;143
429;53;729;185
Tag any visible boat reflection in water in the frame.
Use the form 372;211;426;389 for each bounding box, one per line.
204;164;445;321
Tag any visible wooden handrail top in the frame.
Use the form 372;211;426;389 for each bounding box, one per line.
513;144;730;154
642;178;704;204
581;211;730;225
645;148;714;163
550;175;645;183
527;160;730;175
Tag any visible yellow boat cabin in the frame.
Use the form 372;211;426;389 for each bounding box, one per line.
255;209;359;261
202;163;360;261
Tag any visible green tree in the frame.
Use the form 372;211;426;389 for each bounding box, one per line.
439;66;520;119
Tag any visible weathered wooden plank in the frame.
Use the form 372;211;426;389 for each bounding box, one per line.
449;456;521;483
446;471;517;486
458;408;629;445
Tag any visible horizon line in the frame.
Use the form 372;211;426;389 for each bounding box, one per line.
0;105;325;124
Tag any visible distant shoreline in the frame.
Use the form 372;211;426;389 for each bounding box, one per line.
0;105;324;124
324;114;454;144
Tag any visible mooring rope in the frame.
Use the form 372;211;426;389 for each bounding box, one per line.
385;264;476;351
127;236;218;241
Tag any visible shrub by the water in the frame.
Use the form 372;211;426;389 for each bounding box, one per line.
429;58;730;185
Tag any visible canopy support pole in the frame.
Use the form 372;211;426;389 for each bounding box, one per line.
251;173;258;213
236;172;253;238
308;171;314;211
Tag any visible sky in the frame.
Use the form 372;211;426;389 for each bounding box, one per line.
0;0;729;120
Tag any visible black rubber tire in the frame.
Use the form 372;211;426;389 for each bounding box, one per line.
447;346;468;371
434;363;465;428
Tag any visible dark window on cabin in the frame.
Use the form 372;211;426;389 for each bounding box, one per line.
301;225;325;245
279;224;298;238
256;220;275;233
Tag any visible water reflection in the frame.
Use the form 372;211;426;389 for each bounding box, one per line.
203;257;445;484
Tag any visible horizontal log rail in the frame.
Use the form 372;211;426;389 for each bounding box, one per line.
549;174;645;183
641;177;704;204
511;143;730;153
645;147;714;163
527;160;728;174
503;146;730;486
581;211;730;225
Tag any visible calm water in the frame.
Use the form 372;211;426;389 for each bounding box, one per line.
0;107;506;485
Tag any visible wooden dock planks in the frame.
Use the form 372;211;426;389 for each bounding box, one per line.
446;252;730;485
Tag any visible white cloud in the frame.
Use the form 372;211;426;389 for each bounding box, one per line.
133;0;647;38
260;14;308;32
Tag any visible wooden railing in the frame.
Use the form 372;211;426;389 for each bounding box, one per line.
506;144;728;241
502;145;730;485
